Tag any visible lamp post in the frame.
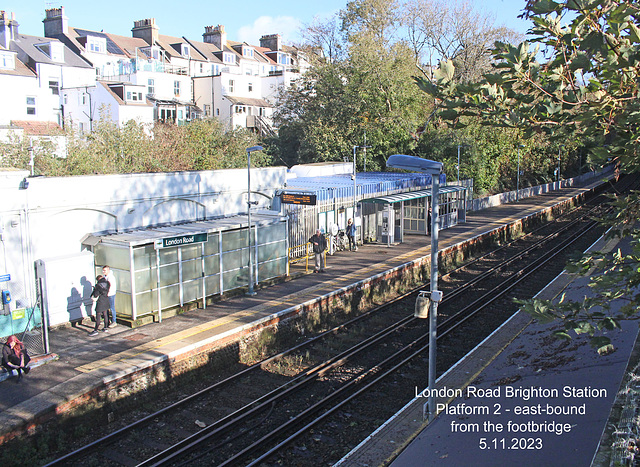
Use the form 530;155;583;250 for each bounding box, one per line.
517;144;524;202
457;145;461;183
352;146;357;224
352;142;371;237
246;145;263;295
386;154;443;422
363;131;368;172
557;145;564;182
28;144;34;176
456;144;470;184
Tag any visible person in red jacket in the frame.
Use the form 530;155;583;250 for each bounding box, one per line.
2;335;31;381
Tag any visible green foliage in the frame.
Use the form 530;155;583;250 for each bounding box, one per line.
274;39;430;169
517;188;640;353
418;0;640;352
0;119;265;176
273;0;519;170
420;0;640;171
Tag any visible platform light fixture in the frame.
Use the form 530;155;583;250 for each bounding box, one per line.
246;145;263;295
352;142;371;241
517;144;525;202
557;145;565;182
387;154;443;422
456;144;469;183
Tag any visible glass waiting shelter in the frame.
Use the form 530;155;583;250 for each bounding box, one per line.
83;212;287;323
362;186;467;243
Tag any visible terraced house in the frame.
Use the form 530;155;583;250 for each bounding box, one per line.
0;6;309;138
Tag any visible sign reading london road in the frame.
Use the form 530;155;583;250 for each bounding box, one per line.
281;193;317;206
156;233;208;249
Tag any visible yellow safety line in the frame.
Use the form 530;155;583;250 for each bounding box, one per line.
76;309;270;373
75;253;426;374
76;195;579;374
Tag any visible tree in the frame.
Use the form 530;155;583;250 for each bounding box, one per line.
417;0;640;353
300;17;345;65
274;1;431;169
403;0;523;82
0;118;265;176
273;0;523;169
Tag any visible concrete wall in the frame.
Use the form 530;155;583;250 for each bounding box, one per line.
0;166;287;315
469;167;614;212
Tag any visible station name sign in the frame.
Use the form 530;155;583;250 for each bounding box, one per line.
281;193;317;206
156;233;208;249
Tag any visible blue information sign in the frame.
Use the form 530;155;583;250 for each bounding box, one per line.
0;274;10;282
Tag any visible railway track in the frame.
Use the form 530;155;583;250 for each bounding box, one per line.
43;174;638;466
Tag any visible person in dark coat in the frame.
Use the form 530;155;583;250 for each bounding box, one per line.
346;218;357;251
2;335;30;381
308;229;327;273
89;275;110;336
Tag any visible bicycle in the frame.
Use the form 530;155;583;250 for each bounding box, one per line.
333;229;348;252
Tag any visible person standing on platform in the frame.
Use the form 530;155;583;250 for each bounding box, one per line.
89;275;110;336
346;218;357;251
309;229;327;273
103;265;117;327
2;335;30;381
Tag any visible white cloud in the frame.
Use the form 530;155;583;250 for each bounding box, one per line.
237;16;303;45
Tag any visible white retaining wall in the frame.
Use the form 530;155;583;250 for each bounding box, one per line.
0;167;287;311
469;168;614;212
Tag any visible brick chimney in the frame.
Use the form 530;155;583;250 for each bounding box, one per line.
132;18;159;45
260;34;281;52
43;7;68;37
203;25;226;49
0;11;19;48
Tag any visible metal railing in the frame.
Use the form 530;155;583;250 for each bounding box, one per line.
287;235;347;275
288;242;313;274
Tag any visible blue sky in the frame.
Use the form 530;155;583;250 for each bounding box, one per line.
5;0;531;45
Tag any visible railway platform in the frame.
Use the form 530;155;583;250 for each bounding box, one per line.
0;175;619;460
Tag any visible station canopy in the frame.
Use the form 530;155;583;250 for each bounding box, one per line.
363;186;466;204
283;172;442;203
82;211;283;248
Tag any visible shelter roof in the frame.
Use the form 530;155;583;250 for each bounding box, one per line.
86;211;284;247
281;172;444;202
363;186;466;204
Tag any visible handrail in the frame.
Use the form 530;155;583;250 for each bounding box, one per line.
288;237;332;274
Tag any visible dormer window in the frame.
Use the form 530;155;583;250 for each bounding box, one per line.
243;46;254;58
0;51;15;69
126;89;144;101
278;53;289;65
181;44;190;58
223;52;235;64
87;36;107;53
38;41;65;62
